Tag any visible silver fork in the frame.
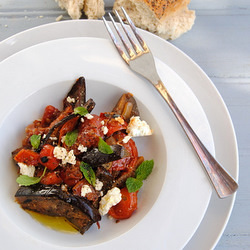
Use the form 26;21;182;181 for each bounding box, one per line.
102;7;238;199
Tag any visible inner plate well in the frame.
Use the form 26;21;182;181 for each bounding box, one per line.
0;37;213;249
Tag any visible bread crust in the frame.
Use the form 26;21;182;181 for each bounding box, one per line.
113;0;195;40
138;0;190;20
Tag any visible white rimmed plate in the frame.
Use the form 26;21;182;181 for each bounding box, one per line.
0;20;238;250
0;36;213;249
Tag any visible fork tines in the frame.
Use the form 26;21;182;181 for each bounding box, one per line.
102;7;149;64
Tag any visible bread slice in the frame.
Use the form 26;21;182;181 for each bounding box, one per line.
113;0;196;40
55;0;105;19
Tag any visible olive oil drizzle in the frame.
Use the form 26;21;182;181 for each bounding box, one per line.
27;210;78;233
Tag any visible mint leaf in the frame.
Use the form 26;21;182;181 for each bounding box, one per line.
74;107;88;116
98;137;113;154
65;129;78;147
16;175;41;186
126;177;143;193
30;134;41;149
16;167;47;186
135;160;154;181
126;160;154;193
80;162;96;186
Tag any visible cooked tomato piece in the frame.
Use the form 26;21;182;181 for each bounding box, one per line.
72;179;99;202
100;113;127;136
41;105;60;127
39;144;60;170
108;187;138;219
110;132;138;171
75;114;104;148
40;171;63;185
14;149;40;166
59;116;79;142
60;163;83;187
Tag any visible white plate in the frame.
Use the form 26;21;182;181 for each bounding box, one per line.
0;36;212;249
0;20;238;250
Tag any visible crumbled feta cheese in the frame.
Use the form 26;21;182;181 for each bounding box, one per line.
115;116;125;125
61;136;66;143
49;136;57;141
81;117;84;123
81;185;92;197
18;163;35;177
53;146;76;165
66;96;75;103
122;135;131;143
95;179;103;191
85;113;93;120
126;116;152;137
53;146;67;160
61;184;68;192
102;126;108;135
42;134;47;139
65;150;76;165
101;120;105;125
99;187;122;216
78;144;87;153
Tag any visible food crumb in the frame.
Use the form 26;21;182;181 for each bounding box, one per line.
56;15;63;21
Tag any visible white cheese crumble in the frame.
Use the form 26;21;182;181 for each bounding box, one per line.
102;126;108;135
81;185;92;197
122;135;131;143
101;120;105;125
66;150;77;165
18;163;35;177
49;136;57;141
85;113;93;120
66;96;75;103
99;187;122;216
78;144;88;153
95;179;103;191
53;146;76;165
61;135;66;143
115;116;125;124
81;117;84;123
126;116;152;137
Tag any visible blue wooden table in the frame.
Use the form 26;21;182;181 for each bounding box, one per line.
0;0;249;249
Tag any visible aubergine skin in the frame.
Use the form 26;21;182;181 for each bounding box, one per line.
81;145;124;166
15;184;101;234
63;76;86;109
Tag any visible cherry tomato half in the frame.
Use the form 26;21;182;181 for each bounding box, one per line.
14;149;40;166
40;171;63;185
108;187;138;220
59;163;83;187
39;144;60;170
110;132;138;172
41;105;60;127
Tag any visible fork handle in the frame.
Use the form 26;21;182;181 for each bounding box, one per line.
155;80;238;198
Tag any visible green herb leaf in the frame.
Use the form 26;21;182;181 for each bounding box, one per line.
80;162;96;186
98;137;113;154
30;134;41;149
65;129;78;147
74;107;89;116
16;175;41;186
126;177;143;193
135;160;154;181
126;160;154;193
16;167;47;186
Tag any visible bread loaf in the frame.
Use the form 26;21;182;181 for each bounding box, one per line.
55;0;105;19
113;0;195;40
